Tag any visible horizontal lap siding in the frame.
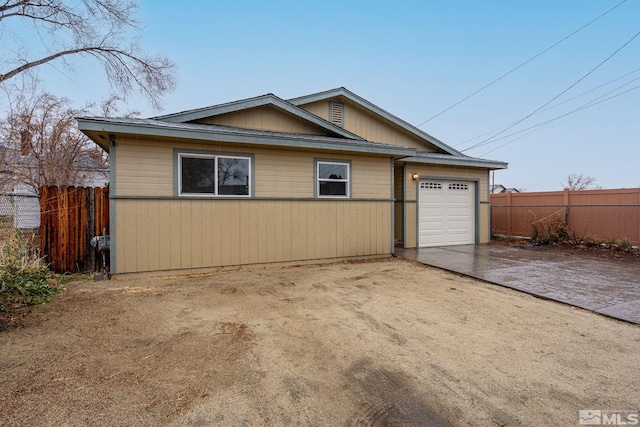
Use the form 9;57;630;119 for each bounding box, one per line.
115;139;391;199
115;138;174;196
114;199;391;274
255;150;314;198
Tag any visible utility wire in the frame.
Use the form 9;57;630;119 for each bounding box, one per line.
416;0;628;127
477;83;640;157
462;29;640;152
453;66;640;148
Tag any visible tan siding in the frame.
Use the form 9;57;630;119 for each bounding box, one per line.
195;105;329;135
402;164;491;247
298;100;330;121
254;150;313;198
394;166;404;242
169;202;181;270
298;99;437;151
113;199;392;274
351;156;391;199
404;203;417;248
343;101;434;150
480;203;490;243
114;137;391;199
157;201;171;270
115;138;174;197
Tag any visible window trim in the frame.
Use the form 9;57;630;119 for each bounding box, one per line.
175;149;254;198
315;159;351;199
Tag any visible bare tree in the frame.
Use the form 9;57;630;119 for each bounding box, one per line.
562;173;600;191
0;92;106;194
0;0;176;109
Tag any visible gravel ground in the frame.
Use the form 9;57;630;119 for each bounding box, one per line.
1;257;638;426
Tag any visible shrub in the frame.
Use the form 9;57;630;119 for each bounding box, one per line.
618;237;634;251
0;231;59;311
529;211;568;245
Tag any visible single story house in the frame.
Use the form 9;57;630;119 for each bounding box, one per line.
77;87;507;277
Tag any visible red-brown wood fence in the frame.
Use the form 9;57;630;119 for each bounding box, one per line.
491;188;640;244
40;186;109;273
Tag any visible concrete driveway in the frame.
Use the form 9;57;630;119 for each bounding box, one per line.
397;244;640;324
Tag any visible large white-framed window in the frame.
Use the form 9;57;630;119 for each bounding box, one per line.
316;160;350;198
178;152;251;197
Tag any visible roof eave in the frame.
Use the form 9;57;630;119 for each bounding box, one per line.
76;118;415;157
399;155;508;170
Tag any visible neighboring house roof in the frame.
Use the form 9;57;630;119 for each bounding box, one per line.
400;152;507;170
288;87;464;156
491;184;520;193
0;142;108;193
76;116;416;157
152;93;364;141
0;142;108;171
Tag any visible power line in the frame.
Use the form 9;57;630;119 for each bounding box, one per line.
462;29;640;153
453;66;640;149
416;0;629;127
477;83;640;157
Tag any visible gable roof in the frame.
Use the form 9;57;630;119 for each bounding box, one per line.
76;116;415;157
152;93;364;141
77;87;507;170
288;87;464;156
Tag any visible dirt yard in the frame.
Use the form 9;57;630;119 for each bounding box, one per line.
1;257;638;426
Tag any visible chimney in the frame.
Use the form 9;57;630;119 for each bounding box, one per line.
20;130;31;156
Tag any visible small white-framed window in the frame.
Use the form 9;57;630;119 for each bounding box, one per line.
316;160;350;198
179;153;251;197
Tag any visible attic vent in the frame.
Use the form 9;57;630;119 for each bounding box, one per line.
329;101;344;127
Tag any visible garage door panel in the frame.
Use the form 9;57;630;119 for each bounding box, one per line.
418;180;475;247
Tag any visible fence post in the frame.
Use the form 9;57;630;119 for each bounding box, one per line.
88;189;96;271
563;188;570;227
506;191;512;237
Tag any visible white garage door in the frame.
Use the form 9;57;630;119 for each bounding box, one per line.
418;180;475;247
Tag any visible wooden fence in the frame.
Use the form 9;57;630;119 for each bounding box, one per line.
491;188;640;244
40;186;109;273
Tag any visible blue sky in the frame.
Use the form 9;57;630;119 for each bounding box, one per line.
8;0;640;191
